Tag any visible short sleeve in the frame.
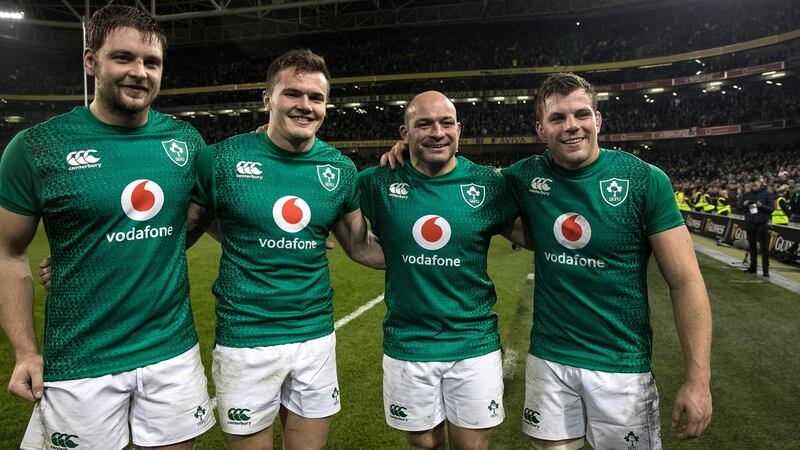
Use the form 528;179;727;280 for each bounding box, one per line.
644;164;684;235
500;173;520;226
357;167;376;224
0;130;42;216
191;143;216;210
342;163;360;216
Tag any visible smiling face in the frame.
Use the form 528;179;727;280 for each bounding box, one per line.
536;88;602;170
84;26;163;127
264;67;329;152
401;91;461;177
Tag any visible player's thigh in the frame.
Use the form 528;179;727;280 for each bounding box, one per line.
442;350;504;430
281;332;341;420
39;371;134;450
281;408;332;450
383;354;446;432
222;426;274;450
213;343;290;436
447;421;493;450
522;355;586;441
131;344;215;447
405;421;446;450
582;370;662;450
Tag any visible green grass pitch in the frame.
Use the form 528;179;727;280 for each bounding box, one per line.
1;229;798;449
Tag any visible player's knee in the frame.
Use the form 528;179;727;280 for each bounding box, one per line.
448;426;493;450
406;428;445;450
530;436;585;450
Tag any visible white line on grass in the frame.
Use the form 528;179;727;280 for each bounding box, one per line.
209;294;385;410
335;294;385;330
502;348;519;380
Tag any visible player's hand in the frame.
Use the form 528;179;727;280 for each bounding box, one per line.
8;353;44;402
325;241;335;250
38;256;51;292
255;122;268;133
379;141;408;169
671;380;712;439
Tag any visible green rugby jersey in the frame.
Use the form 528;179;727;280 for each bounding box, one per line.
193;133;359;347
359;157;518;362
0;107;201;381
503;148;684;373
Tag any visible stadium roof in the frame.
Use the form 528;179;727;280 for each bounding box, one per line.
1;0;698;46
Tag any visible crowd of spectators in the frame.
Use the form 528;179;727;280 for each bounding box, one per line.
1;0;797;95
171;77;798;143
641;143;800;221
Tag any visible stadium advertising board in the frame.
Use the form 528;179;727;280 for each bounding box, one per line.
681;211;800;266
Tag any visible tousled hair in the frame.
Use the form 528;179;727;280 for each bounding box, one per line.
86;5;166;54
265;49;331;95
536;72;597;121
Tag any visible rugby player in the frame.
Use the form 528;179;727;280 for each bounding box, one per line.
0;5;214;449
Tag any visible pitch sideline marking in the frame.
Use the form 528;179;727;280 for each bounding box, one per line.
210;294;385;412
335;293;385;330
502;348;519;380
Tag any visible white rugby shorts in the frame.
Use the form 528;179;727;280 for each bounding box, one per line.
213;332;341;435
23;344;214;450
383;350;504;432
523;354;662;450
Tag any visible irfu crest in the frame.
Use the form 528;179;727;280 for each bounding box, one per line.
460;183;486;208
161;139;189;167
600;178;629;207
317;164;341;191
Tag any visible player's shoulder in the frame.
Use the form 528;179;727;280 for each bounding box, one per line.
25;107;85;135
502;153;545;178
602;148;669;181
359;165;378;180
458;156;504;183
313;138;357;172
149;110;204;140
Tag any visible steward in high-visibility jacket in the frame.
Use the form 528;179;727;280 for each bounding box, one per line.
772;195;789;225
699;192;715;213
675;191;691;211
716;194;731;215
692;191;706;212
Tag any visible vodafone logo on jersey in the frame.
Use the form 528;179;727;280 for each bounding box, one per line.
412;215;451;251
273;196;311;233
121;179;164;221
553;212;591;249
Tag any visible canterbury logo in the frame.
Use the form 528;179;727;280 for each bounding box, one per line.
236;161;263;176
530;177;552;192
51;432;79;448
523;408;540;424
389;182;410;197
66;150;100;167
389;404;408;418
227;408;252;421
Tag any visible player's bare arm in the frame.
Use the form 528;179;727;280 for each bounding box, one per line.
500;217;532;250
331;209;385;269
186;201;219;247
649;225;713;439
0;207;43;401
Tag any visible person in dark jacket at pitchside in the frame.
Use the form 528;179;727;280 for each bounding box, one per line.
741;176;775;277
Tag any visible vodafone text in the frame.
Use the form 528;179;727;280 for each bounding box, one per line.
260;237;318;249
401;253;461;267
543;251;606;268
105;225;174;242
